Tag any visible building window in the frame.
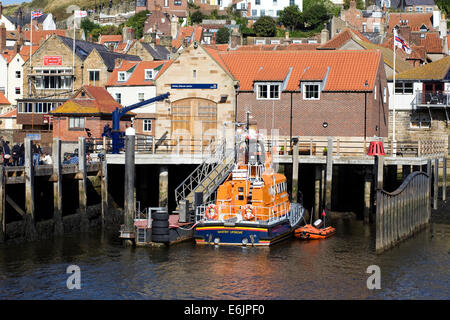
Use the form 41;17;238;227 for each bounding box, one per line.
88;70;100;84
303;83;320;100
256;83;280;100
252;9;257;16
425;7;433;12
383;87;387;103
164;0;168;7
362;23;366;32
260;9;265;16
138;93;145;102
69;117;85;129
143;119;152;132
407;7;412;11
15;71;21;78
373;23;380;33
410;112;430;129
118;72;126;82
145;69;153;80
18;102;33;113
290;0;295;6
34;68;73;90
395;82;413;94
115;93;122;104
35;102;55;114
255;0;260;4
416;7;423;12
15;87;20;94
174;0;182;5
193;70;197;78
374;85;377;100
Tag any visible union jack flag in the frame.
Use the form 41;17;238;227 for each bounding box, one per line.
31;11;44;19
394;29;411;54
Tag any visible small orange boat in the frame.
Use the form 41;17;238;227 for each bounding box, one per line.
295;213;336;240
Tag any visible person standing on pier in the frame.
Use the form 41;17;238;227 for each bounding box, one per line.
18;143;24;166
32;143;41;167
2;141;11;166
11;143;21;166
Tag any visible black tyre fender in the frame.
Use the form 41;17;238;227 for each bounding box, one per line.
151;228;170;236
152;220;169;228
151;234;170;243
152;212;169;221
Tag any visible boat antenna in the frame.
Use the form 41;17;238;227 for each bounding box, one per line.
310;207;313;225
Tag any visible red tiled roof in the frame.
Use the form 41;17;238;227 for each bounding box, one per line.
216;50;382;92
106;60;166;86
387;13;433;32
172;26;203;48
23;30;66;45
0;92;11;105
98;35;123;45
0;108;16;117
19;45;39;62
420;33;442;53
318;28;371;50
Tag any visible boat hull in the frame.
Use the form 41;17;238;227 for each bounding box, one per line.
294;225;336;240
194;220;296;246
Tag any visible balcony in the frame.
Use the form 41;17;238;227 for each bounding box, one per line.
414;91;450;108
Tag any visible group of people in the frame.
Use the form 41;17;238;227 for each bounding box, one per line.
0;136;52;166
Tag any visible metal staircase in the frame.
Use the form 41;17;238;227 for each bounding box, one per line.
175;140;235;210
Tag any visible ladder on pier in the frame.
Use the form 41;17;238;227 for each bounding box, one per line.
175;140;235;211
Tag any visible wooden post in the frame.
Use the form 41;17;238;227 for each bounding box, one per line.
124;133;136;234
78;137;89;232
24;138;37;241
375;190;382;253
159;166;169;210
101;157;108;228
442;157;446;201
364;168;372;224
325;137;333;211
0;165;5;242
314;165;321;220
52;138;63;236
292;138;299;203
376;155;384;190
433;158;439;210
426;161;431;224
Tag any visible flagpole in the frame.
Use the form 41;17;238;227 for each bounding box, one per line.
73;12;76;94
392;29;397;157
30;10;32;71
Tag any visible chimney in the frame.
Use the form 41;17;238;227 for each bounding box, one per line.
398;24;411;43
13;41;20;54
350;0;356;9
0;1;3;17
171;15;178;39
122;27;135;42
0;23;6;53
321;24;329;44
89;34;93;42
285;31;289;40
230;30;241;49
247;2;251;18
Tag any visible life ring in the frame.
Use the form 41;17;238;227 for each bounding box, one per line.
205;204;218;220
241;204;256;221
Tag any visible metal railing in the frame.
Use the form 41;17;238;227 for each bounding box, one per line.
195;202;304;227
376;171;430;254
414;91;450;107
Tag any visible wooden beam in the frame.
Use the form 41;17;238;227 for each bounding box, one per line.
53;138;63;236
78;137;89;232
6;195;25;216
325;137;333;211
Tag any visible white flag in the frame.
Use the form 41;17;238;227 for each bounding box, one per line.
74;10;87;18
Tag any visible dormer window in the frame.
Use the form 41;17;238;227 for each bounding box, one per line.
303;83;320;100
256;83;280;100
145;69;153;80
118;71;126;82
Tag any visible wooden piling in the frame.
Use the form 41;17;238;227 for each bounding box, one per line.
314;165;321;219
24;138;37;241
124;134;136;233
101;157;108;228
376;155;384;190
159;166;169;209
78;137;89;232
325;137;333;211
363;168;371;224
52;138;63;236
292;139;299;203
433;158;438;210
0;165;5;242
442;157;446;201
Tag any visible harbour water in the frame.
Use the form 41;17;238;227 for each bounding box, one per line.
0;217;448;300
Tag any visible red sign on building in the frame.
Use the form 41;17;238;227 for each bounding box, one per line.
43;114;53;123
44;56;63;66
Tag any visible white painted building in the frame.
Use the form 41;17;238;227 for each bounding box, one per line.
0;54;8;99
7;52;26;107
237;0;304;19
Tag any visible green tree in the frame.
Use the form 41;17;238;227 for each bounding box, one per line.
302;4;330;30
303;0;340;17
80;18;101;38
126;10;149;39
252;16;277;37
190;10;205;25
216;27;230;44
278;5;303;32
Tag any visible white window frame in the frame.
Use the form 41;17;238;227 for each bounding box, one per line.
143;119;152;132
145;69;153;80
302;83;320;100
118;71;127;82
138;92;145;102
88;69;100;85
374;85;377;100
69;116;85;129
256;82;281;100
410;113;430;129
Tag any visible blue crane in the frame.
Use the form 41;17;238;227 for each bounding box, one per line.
110;92;170;154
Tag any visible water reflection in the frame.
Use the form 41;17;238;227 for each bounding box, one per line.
0;218;448;300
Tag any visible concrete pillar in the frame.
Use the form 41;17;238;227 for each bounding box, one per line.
0;165;5;242
52;138;63;236
159;166;169;210
124;134;136;233
364;168;372;224
78;137;89;232
433;158;439;210
292;138;299;203
442;157;446;202
314;165;322;220
325;137;333;211
24;138;37;241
